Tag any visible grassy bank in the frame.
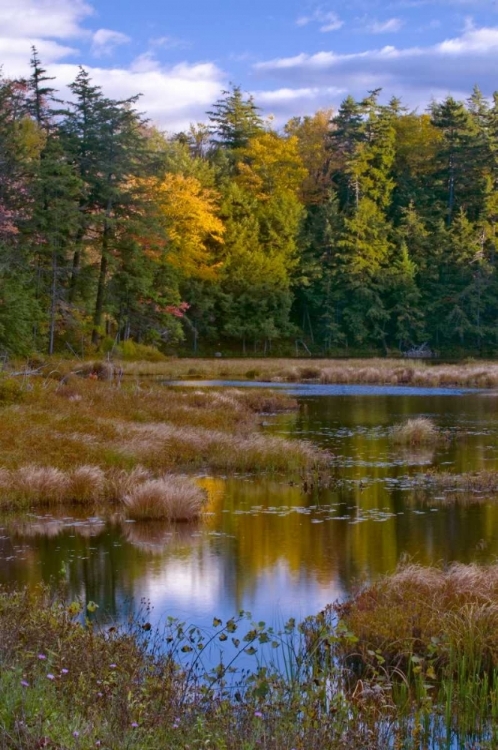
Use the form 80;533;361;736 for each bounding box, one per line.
118;356;498;388
3;569;498;749
0;371;326;515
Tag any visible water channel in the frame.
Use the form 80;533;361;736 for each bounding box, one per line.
2;383;498;634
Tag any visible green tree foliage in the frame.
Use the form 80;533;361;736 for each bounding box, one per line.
1;56;498;357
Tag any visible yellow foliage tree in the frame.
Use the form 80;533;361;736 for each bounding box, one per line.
285;110;335;204
235;131;308;200
140;173;224;280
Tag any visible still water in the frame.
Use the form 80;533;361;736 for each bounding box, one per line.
2;385;498;630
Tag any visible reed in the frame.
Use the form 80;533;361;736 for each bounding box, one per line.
122;475;206;521
333;562;498;674
0;378;324;510
390;417;439;446
118;356;498;388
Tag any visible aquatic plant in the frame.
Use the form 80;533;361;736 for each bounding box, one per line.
390;417;439;446
333;562;498;674
0;379;323;511
122;475;206;521
3;578;498;749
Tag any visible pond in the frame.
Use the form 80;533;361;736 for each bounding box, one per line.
2;383;498;633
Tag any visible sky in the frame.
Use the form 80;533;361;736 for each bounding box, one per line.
1;0;498;133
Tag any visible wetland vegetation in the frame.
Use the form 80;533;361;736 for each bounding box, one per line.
3;359;498;748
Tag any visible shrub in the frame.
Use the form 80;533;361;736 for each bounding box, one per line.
117;340;166;362
0;377;24;405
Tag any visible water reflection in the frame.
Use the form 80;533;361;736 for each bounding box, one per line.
1;390;498;630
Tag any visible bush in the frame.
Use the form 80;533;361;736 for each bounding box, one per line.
118;340;166;362
0;377;24;405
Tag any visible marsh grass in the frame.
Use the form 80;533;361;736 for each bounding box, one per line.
119;356;498;388
390;417;440;446
405;470;498;505
0;465;206;520
0;378;325;511
333;562;498;675
123;475;206;521
3;579;498;749
327;562;498;746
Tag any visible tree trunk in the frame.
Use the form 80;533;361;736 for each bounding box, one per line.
92;223;109;345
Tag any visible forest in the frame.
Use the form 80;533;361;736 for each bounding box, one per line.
1;50;497;358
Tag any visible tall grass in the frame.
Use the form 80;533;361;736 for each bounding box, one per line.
390;417;439;446
0;465;206;520
118;356;498;388
0;378;327;511
3;577;498;749
406;470;498;503
333;562;498;674
123;475;206;521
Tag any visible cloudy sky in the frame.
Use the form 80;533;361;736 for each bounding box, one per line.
1;0;498;132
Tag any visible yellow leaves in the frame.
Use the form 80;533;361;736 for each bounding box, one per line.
236;132;307;200
140;173;224;280
285;110;335;204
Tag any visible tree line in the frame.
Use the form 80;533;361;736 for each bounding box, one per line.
1;51;498;357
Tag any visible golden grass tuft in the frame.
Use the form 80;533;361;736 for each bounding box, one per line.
122;475;206;521
67;465;106;502
12;465;69;504
118;422;325;473
105;466;153;502
334;562;498;672
390;417;439;446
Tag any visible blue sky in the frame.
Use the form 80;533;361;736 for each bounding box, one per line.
1;0;498;132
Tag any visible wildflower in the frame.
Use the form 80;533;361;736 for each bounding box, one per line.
131;722;139;728
61;668;69;675
254;711;263;718
38;654;46;660
109;664;117;669
20;680;29;688
73;731;79;738
47;674;55;680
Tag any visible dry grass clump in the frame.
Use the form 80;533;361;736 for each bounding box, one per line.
122;475;205;521
118;422;325;473
412;470;498;501
0;464;155;508
105;466;153;502
11;465;69;504
334;562;498;672
66;465;106;502
390;417;439;446
76;360;115;381
119;357;498;389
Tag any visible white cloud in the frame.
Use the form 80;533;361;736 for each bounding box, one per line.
296;9;343;32
367;18;405;33
255;85;345;123
91;28;130;57
254;23;498;110
0;0;226;132
0;0;92;39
